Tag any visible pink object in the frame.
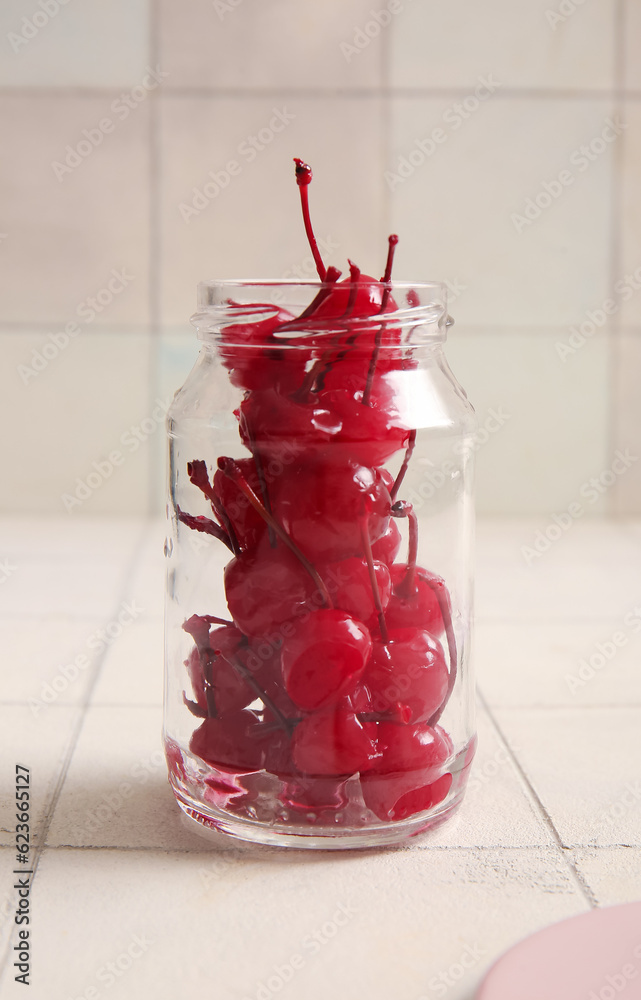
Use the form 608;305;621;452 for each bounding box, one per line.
477;902;641;1000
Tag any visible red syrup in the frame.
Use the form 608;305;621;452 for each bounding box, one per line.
177;158;458;826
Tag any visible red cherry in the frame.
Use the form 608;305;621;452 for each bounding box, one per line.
361;770;452;822
360;721;451;820
314;387;410;466
224;541;318;638
190;710;286;772
212;457;266;552
370;519;402;565
291;706;376;776
272;462;391;563
184;644;251;716
385;565;447;635
360;629;448;723
320;556;391;628
281;609;372;711
310;273;398;321
219;304;306;392
320;353;405;395
238;388;340;465
279;776;350;814
367;720;451;775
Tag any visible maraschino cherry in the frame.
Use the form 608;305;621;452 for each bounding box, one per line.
281;609;372;711
174;156;459;827
291;702;376;776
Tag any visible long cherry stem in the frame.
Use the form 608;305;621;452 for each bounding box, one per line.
280;267;342;367
363;234;399;406
218;457;333;608
309;260;362;395
360;517;389;643
391;429;416;500
294;158;327;281
391;500;418;597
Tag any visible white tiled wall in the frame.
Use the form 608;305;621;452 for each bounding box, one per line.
1;0;639;515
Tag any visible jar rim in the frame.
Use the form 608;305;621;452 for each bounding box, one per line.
196;278;447;300
192;280;451;345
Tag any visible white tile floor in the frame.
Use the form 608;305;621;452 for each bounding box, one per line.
0;516;640;999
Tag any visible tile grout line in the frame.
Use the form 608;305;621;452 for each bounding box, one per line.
381;12;391;238
477;689;599;908
2;86;641;100
0;841;616;855
609;0;625;514
148;0;162;517
0;520;155;981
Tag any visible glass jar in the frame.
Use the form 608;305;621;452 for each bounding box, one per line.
164;279;476;849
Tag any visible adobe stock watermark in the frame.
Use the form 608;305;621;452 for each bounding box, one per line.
199;849;247;888
340;0;412;61
587;941;641;1000
512;116;626;234
0;558;17;585
213;0;245;19
418;942;487;996
467;744;518;793
81;751;165;834
68;930;153;1000
565;606;641;696
443;277;467;304
51;66;169;182
385;76;501;191
179;108;296;223
8;0;73;54
270;235;340;297
546;0;587;31
62;398;170;513
17;268;135;385
405;406;511;513
521;449;638;564
555;264;641;362
29;600;144;717
600;782;641;830
242;903;358;1000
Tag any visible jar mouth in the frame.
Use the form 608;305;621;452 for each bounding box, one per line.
192;280;451;345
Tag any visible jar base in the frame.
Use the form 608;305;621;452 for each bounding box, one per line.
170;777;466;851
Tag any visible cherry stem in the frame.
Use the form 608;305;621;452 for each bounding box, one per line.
423;573;458;728
219;646;294;735
391;500;418;597
176;506;234;552
311;260;362;394
217;457;333;608
201;615;235;627
185;460;239;554
283;269;344;402
360;517;389;643
241;418;276;547
211;495;241;556
202;652;218;718
294;158;326;281
363;234;399;406
343;260;361;317
391;429;416;500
